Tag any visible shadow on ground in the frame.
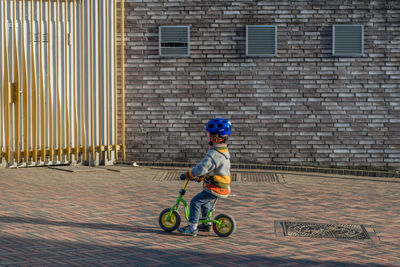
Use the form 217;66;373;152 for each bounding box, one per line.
0;216;160;234
0;216;391;266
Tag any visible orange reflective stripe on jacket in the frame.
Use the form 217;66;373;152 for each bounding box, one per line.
206;183;230;196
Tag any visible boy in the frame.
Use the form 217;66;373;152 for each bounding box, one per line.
177;118;232;236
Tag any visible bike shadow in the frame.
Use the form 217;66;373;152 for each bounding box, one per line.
0;216;221;238
0;216;164;234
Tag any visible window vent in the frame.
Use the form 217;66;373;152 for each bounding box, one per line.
159;26;190;57
246;25;277;56
333;25;363;56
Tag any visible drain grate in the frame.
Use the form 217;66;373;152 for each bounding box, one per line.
160;171;183;181
281;221;370;239
154;170;285;184
235;172;284;183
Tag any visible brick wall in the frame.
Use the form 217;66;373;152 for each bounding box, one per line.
123;0;400;170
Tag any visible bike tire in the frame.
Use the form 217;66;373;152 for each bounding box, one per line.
213;213;236;237
159;208;181;232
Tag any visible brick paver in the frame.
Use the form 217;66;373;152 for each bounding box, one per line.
0;166;399;266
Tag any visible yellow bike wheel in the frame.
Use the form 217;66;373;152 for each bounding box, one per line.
159;208;181;232
213;214;236;237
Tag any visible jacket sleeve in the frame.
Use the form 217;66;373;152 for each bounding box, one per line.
190;154;216;178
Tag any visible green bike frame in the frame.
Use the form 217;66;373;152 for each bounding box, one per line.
167;179;226;227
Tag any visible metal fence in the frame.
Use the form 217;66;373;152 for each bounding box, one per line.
1;0;125;166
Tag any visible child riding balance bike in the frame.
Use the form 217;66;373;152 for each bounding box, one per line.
158;118;236;237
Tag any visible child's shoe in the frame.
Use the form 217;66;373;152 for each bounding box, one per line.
198;223;212;232
177;225;198;236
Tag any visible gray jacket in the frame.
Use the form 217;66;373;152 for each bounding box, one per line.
190;145;231;198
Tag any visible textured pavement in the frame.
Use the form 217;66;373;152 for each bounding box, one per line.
0;166;399;266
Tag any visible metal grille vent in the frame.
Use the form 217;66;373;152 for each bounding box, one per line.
159;26;190;56
333;25;363;56
246;25;277;56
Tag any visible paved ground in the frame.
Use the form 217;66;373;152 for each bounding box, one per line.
0;165;399;266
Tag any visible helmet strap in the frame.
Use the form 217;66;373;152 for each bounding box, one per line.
208;133;213;147
208;133;226;147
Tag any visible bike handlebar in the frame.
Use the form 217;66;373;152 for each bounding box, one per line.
182;176;203;190
182;178;190;190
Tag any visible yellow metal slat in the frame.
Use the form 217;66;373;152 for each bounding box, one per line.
121;0;125;160
22;0;29;163
13;0;21;163
73;0;79;159
105;0;110;160
64;0;71;161
113;0;118;160
89;0;95;160
56;0;62;160
39;0;46;161
31;0;38;161
80;0;87;161
3;0;10;162
97;0;102;161
48;0;54;161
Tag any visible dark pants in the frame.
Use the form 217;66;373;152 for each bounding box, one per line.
189;190;217;224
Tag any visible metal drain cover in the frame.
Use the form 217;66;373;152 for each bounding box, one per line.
235;172;284;183
154;170;285;184
281;221;370;239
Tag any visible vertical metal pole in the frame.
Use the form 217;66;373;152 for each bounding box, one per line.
113;0;118;160
3;0;10;162
39;0;46;161
72;0;78;160
64;0;70;161
31;0;38;161
105;0;110;161
0;1;1;160
80;0;86;161
56;0;62;160
97;0;102;160
13;0;21;163
48;0;54;161
22;0;29;163
89;0;94;160
121;0;125;160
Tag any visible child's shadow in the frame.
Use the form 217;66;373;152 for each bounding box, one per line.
0;216;159;234
0;216;220;238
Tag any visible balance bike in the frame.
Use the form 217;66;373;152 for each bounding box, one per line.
159;178;236;237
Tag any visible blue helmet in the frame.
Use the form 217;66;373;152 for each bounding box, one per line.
205;118;232;136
